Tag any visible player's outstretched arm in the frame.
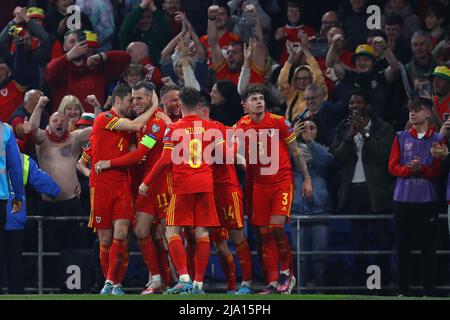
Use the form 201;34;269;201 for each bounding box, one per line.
288;142;312;198
113;103;158;132
139;147;172;194
94;143;151;174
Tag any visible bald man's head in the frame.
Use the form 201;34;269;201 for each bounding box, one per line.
127;42;150;63
48;112;69;138
321;11;339;35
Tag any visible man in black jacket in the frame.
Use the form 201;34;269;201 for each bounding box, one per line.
331;90;394;288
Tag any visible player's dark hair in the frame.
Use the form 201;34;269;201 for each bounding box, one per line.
132;80;155;94
179;87;202;109
241;84;266;102
199;89;212;110
112;83;131;102
408;96;433;111
160;84;181;98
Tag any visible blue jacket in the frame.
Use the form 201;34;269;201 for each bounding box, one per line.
5;153;61;230
292;141;334;214
0;123;23;201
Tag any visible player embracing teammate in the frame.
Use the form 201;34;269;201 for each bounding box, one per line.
88;83;311;295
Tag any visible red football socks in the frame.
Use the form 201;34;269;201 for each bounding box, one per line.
194;236;211;283
235;239;253;282
217;251;236;290
272;227;292;272
167;235;189;276
138;237;160;276
99;244;110;279
156;238;172;286
260;227;279;283
107;239;128;284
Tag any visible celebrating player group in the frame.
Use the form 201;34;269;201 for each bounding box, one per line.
82;80;312;296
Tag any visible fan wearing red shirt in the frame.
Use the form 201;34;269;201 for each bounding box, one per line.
274;1;316;65
207;5;266;87
197;100;253;294
89;83;157;295
200;1;240;64
139;87;223;294
93;81;172;294
45;29;131;113
235;84;312;294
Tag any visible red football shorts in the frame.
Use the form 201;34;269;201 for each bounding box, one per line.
135;172;173;221
89;183;134;229
251;178;294;226
166;192;219;227
210;227;229;243
214;185;244;229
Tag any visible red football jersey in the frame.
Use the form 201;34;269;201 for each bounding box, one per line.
89;110;131;187
163;115;224;194
129;116;167;194
211;120;240;188
235;112;296;184
279;24;316;65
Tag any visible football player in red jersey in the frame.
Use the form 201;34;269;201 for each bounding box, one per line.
139;87;225;294
94;81;173;294
88;83;157;295
197;97;254;294
235;84;312;294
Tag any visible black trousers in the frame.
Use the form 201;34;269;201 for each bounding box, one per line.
345;183;392;287
394;202;438;296
3;230;25;294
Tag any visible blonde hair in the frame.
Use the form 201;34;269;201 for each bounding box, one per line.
57;95;84;115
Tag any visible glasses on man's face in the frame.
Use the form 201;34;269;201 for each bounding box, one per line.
305;96;319;101
296;77;311;81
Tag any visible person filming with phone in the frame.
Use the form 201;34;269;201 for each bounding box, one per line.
45;29;131;113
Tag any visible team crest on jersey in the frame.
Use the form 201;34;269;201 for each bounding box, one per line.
267;129;275;137
151;124;160;133
96;216;101;223
104;112;113;119
0;89;7;97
